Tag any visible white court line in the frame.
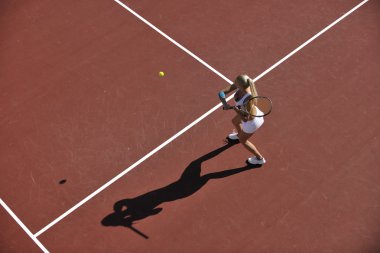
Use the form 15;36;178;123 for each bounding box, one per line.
114;0;233;85
0;198;49;253
33;0;369;238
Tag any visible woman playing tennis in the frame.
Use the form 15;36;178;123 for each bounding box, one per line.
218;74;266;165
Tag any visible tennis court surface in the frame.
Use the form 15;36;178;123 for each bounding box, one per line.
1;0;379;252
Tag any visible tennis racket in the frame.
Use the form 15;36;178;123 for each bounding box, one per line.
234;96;272;117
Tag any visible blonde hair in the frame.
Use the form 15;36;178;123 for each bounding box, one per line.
236;74;259;115
235;74;258;97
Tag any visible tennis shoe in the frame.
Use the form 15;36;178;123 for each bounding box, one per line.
247;156;266;165
228;132;239;140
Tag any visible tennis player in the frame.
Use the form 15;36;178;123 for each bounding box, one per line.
218;74;266;165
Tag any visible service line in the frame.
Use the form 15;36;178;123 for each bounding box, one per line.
0;198;49;252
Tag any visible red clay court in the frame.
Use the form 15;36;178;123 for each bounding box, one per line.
1;0;380;252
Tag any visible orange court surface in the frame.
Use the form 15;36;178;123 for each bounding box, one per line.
1;0;380;252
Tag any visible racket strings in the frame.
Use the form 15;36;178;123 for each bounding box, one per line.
254;98;271;116
244;97;272;117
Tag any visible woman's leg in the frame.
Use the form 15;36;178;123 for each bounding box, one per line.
238;131;264;159
232;115;243;135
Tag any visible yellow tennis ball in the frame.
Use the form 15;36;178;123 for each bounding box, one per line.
159;71;165;77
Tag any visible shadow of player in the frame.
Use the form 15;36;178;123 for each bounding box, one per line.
101;138;261;238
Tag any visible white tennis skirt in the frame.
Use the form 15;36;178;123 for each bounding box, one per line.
242;117;264;134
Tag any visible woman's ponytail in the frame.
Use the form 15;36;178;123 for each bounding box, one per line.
247;78;258;97
236;74;258;97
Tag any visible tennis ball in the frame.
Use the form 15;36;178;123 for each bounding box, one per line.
159;71;165;77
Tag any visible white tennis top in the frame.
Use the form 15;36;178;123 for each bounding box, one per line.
235;92;264;116
235;92;251;107
234;91;265;133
